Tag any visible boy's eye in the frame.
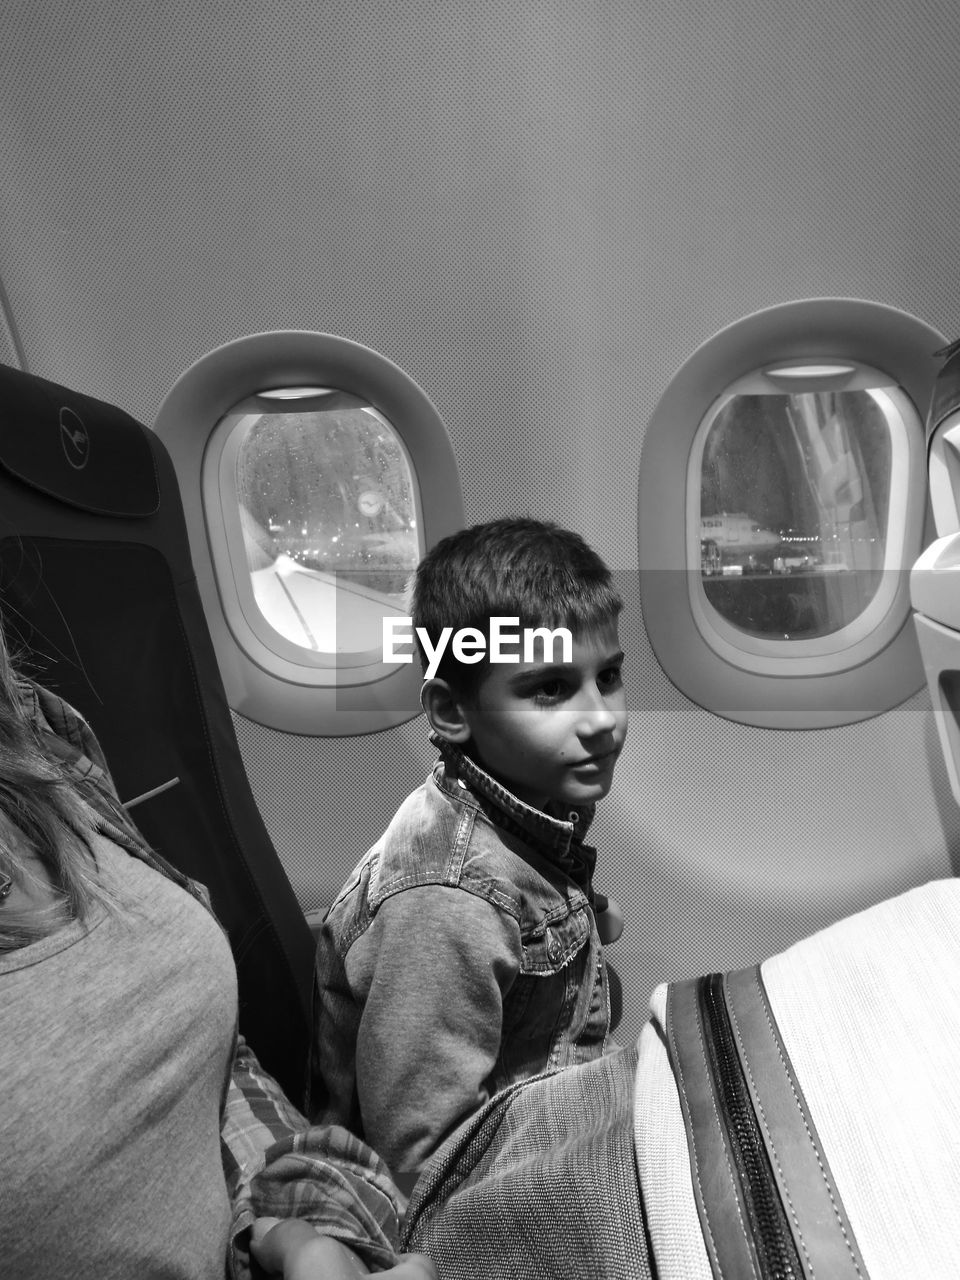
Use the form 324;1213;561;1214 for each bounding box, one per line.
597;665;623;692
529;678;567;702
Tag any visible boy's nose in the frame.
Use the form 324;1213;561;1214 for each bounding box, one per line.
577;690;619;737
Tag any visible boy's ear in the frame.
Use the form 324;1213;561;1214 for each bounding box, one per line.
420;678;472;743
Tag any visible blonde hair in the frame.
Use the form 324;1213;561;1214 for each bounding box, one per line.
0;626;107;950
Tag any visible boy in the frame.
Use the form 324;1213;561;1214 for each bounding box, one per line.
310;518;628;1175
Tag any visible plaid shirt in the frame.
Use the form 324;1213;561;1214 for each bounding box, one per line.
19;678;402;1277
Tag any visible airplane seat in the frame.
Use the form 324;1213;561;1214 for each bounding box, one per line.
0;361;316;1108
911;338;960;817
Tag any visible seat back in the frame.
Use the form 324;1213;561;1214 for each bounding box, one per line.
0;362;316;1106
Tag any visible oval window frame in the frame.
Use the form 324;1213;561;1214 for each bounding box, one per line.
638;299;943;729
155;331;464;736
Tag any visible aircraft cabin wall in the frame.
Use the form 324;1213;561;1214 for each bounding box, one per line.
2;0;960;1045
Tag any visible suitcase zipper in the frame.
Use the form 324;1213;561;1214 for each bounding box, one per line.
699;972;804;1280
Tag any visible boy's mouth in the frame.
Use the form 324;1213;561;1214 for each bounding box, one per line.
570;747;619;770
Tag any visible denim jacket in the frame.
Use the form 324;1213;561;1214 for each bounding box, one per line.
310;737;610;1174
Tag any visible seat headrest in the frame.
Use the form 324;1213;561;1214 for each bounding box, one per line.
927;339;960;446
0;363;159;517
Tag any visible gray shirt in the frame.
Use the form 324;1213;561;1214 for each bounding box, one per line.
0;834;238;1278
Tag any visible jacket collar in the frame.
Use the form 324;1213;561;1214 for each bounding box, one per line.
430;733;596;886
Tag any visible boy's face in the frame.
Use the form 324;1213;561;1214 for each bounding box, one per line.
458;618;628;811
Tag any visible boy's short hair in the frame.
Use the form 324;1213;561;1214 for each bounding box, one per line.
410;517;622;695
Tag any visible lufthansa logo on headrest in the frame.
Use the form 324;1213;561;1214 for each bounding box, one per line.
60;406;90;470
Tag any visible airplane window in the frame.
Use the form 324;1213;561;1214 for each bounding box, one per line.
225;389;419;656
638;299;941;729
696;378;904;643
155;331;463;735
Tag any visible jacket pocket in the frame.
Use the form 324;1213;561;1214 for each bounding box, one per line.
497;907;591;1081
